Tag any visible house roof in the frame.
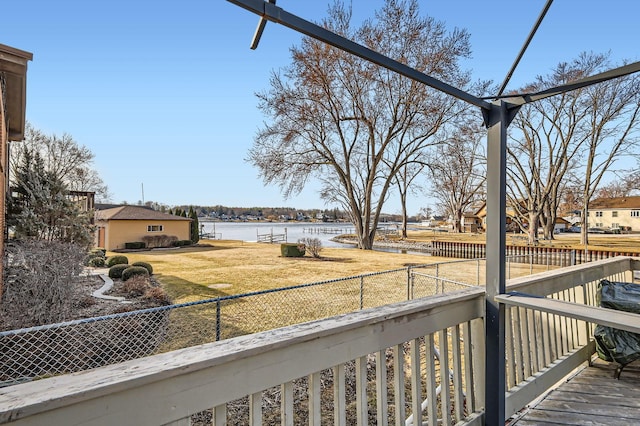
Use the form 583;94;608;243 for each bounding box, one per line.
589;196;640;210
0;43;33;141
95;205;192;221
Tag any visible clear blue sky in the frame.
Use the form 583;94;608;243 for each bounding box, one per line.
2;1;638;215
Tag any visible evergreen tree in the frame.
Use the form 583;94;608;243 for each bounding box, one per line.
8;148;93;246
188;206;199;244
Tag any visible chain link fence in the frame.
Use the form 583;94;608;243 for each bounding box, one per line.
0;255;557;386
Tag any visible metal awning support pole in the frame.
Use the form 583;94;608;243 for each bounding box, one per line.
483;100;516;425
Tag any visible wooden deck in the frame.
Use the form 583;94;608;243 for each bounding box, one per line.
511;358;640;425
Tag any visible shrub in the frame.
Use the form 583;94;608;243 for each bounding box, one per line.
124;241;146;250
171;239;192;247
120;275;150;297
87;256;106;267
298;237;323;258
280;243;305;257
131;261;153;275
141;234;178;248
90;248;106;258
121;266;150;282
108;264;130;279
143;287;172;306
1;240;87;328
106;255;129;267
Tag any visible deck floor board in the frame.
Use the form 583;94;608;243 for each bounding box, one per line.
510;358;640;425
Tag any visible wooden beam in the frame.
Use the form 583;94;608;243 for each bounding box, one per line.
496;293;640;334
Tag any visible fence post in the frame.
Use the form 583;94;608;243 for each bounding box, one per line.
407;266;412;301
477;259;480;286
216;299;221;341
436;264;440;294
529;253;533;275
360;276;364;310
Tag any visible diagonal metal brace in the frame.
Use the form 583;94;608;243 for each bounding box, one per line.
250;0;276;50
228;0;492;111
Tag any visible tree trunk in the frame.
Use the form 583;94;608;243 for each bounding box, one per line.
528;211;539;245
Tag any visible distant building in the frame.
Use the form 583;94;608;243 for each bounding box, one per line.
587;196;640;231
95;205;191;250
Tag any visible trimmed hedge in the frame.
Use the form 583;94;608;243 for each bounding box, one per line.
90;248;106;258
280;243;306;257
171;240;193;247
124;241;146;250
132;261;153;275
122;266;150;282
108;264;130;279
106;255;129;267
88;257;106;267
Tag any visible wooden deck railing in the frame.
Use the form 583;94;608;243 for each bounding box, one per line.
501;256;640;419
0;257;638;425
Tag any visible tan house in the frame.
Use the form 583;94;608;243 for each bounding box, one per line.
0;43;32;294
587;196;640;231
95;205;191;250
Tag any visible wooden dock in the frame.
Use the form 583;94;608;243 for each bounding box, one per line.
511;357;640;425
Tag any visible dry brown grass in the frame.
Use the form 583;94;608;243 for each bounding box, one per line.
119;240;458;304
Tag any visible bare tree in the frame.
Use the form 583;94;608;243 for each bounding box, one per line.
576;56;640;244
507;52;640;244
247;0;473;249
10;123;110;201
426;126;485;233
393;161;426;238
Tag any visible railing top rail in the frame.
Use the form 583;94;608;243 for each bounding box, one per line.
0;287;484;425
506;256;637;296
497;292;640;334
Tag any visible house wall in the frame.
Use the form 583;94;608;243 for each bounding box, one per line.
587;209;640;230
0;83;6;292
98;219;190;250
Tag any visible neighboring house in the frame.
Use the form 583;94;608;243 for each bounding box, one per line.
462;212;482;233
0;44;32;294
474;202;524;230
587;196;640;231
95;205;192;250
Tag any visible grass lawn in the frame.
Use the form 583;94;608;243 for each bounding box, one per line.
110;231;635;346
121;239;458;304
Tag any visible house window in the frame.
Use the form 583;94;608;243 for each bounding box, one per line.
632;210;640;218
147;225;164;232
612;211;618;217
595;211;603;217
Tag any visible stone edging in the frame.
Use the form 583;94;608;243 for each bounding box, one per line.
91;273;130;303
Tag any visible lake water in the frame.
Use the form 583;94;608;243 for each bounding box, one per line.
199;221;356;248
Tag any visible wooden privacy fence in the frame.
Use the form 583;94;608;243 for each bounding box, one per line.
430;240;640;265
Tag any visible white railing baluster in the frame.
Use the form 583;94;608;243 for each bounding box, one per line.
425;334;437;426
333;364;346;426
410;338;422;425
376;349;388;425
505;307;516;388
512;307;524;384
438;329;452;425
463;321;476;414
393;344;406;425
281;382;293;426
309;372;321;426
471;317;485;409
249;392;262;426
451;325;464;423
213;404;227;426
356;356;368;426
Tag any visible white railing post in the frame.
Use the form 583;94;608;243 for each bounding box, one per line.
376;350;389;425
333;364;346;426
